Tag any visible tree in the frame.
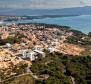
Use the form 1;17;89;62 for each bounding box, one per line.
88;32;91;37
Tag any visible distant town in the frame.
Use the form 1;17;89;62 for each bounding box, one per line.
0;15;79;22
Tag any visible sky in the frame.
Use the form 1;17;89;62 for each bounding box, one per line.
0;0;91;9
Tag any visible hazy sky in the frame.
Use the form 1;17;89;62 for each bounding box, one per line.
0;0;91;9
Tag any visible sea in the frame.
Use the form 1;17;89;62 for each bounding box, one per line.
1;8;91;34
4;15;91;34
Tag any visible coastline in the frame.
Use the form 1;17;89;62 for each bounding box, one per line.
1;15;91;34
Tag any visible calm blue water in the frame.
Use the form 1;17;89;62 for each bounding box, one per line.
7;15;91;34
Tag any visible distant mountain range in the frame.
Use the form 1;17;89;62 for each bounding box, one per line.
0;6;91;16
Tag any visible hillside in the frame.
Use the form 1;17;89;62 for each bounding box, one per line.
0;6;91;16
0;23;91;84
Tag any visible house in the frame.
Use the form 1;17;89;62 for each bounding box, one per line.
48;47;56;53
34;45;44;51
27;51;37;61
21;50;37;61
4;43;12;48
20;49;45;61
34;50;45;58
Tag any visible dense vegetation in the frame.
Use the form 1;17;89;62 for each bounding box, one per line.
3;74;34;84
0;62;28;84
66;30;91;46
31;51;91;84
2;51;91;84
